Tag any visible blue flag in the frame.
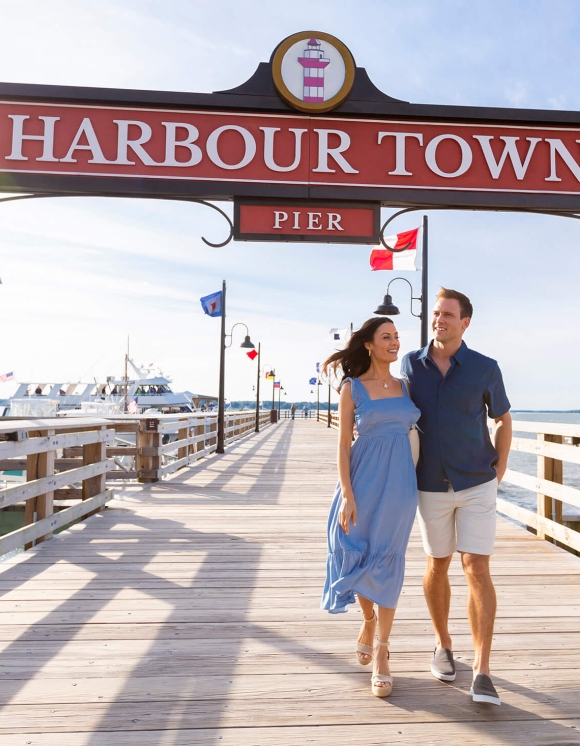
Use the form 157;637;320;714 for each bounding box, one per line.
309;377;317;385
315;362;320;373
200;290;222;317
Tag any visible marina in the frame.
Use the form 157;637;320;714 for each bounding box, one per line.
0;419;579;744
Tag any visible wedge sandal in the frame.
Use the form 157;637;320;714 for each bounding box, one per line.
356;610;376;666
371;640;393;697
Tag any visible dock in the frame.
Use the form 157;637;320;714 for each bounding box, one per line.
1;419;580;745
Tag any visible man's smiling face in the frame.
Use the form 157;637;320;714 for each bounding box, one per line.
432;298;470;345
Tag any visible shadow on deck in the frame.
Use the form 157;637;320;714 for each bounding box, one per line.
0;420;579;745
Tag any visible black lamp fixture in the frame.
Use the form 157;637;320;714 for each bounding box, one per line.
374;277;422;321
374;293;400;315
218;316;256;454
240;334;255;349
225;323;255;350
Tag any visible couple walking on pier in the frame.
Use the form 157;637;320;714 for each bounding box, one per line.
321;287;512;704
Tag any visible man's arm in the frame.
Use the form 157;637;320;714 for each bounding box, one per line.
493;412;512;484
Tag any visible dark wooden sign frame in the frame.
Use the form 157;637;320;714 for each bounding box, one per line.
2;30;580;225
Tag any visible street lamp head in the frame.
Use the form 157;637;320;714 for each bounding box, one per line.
240;335;255;349
374;294;400;316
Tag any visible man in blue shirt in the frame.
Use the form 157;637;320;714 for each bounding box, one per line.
401;287;512;706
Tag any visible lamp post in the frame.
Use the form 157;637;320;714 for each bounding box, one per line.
254;342;261;433
217;314;255;454
327;377;332;428
277;385;284;415
374;214;429;347
261;363;277;425
316;379;322;421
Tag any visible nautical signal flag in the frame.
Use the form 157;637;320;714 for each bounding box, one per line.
246;349;258;361
200;290;223;317
274;382;281;389
370;227;419;271
266;371;275;379
309;377;317;385
329;328;347;342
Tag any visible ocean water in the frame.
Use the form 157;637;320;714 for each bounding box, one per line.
502;412;580;517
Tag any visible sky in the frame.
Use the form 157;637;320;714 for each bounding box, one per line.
1;0;580;409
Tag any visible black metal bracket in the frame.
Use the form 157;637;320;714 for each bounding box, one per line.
379;204;580;252
0;193;234;248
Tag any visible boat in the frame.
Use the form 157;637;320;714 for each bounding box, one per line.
3;360;217;416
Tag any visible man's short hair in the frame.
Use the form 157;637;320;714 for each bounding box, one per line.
436;287;473;319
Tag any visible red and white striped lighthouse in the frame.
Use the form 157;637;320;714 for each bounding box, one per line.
298;37;330;103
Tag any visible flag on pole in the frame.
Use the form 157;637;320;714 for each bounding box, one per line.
274;382;281;389
246;349;258;361
265;371;275;379
0;371;14;383
329;328;347;342
370;227;419;271
200;290;223;317
128;397;139;414
309;377;317;385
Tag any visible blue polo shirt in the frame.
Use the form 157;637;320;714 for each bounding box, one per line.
400;341;510;492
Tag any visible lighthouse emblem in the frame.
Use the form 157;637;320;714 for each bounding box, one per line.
272;31;355;114
298;38;330;103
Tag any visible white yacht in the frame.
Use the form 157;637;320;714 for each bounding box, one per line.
3;360;217;416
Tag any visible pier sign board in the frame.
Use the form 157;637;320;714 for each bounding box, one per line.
3;30;580;221
234;200;379;243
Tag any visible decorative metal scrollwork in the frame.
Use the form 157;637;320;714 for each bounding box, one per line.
189;199;234;248
0;193;235;248
379;204;580;251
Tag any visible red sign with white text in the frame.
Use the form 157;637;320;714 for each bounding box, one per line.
235;201;379;242
4;101;580;198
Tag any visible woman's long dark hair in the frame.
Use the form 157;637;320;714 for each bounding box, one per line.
323;317;395;385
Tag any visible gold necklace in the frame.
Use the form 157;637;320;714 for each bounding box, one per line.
367;375;394;389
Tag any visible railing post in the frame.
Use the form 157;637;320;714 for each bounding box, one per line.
35;429;56;544
82;425;107;516
138;419;161;483
178;418;188;467
537;433;563;542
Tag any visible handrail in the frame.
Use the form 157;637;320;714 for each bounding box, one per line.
0;419;116;555
316;414;580;555
0;410;273;553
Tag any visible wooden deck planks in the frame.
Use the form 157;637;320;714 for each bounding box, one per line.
1;419;580;745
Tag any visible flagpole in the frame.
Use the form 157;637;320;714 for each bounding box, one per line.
217;279;227;454
255;342;261;433
421;215;429;348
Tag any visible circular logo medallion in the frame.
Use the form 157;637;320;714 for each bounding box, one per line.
272;31;355;114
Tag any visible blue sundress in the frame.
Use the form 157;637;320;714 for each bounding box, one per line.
321;377;420;613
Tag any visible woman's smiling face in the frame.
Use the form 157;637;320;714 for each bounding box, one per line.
366;321;400;362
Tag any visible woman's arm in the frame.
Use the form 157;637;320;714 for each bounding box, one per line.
337;382;357;534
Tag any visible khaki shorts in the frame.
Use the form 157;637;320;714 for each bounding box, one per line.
417;478;497;557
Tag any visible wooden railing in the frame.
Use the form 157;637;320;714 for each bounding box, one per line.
317;413;580;555
499;421;580;554
316;408;339;430
127;410;270;482
0;409;272;554
0;418;115;555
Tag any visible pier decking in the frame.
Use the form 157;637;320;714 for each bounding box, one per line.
1;420;580;745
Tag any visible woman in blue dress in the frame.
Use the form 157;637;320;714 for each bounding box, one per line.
321;317;420;697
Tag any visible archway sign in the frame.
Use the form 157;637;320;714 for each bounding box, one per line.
2;29;580;246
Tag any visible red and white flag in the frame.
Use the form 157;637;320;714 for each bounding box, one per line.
0;371;14;383
128;398;139;414
370;227;419;271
